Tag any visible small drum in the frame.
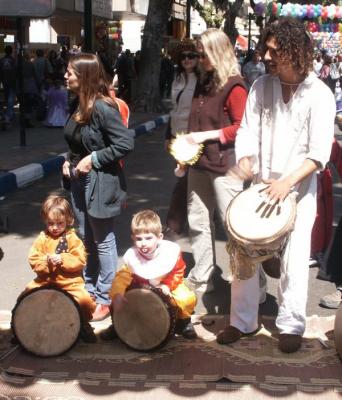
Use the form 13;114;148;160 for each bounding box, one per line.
113;285;176;351
226;183;297;280
334;304;342;359
169;134;204;166
12;287;81;357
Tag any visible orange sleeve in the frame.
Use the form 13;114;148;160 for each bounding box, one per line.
110;265;133;299
161;252;186;291
60;231;87;273
28;233;51;275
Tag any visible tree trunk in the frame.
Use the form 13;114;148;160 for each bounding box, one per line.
133;0;172;112
222;0;244;47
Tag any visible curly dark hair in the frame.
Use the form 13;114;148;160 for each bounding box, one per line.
260;18;313;76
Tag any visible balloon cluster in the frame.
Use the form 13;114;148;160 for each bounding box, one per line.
268;3;342;20
307;22;342;33
254;0;267;16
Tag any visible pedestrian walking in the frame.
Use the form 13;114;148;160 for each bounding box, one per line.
0;45;16;128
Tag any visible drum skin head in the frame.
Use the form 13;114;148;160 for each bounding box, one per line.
227;184;296;243
113;288;172;351
12;288;81;357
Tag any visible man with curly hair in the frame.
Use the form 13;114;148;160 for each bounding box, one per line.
216;18;335;353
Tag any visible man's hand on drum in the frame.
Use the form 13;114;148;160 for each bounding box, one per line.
113;294;128;312
263;177;292;203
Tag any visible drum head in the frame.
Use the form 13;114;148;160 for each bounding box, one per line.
12;287;81;357
227;184;296;244
113;288;173;351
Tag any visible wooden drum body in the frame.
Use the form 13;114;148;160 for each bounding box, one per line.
334;304;342;359
12;287;81;357
226;183;297;280
113;285;176;351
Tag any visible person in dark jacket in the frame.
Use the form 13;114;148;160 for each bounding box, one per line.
183;29;248;294
62;53;134;321
0;45;16;127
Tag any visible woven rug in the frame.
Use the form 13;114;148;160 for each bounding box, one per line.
0;312;341;394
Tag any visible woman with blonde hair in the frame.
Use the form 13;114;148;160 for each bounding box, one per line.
184;28;248;293
62;53;134;321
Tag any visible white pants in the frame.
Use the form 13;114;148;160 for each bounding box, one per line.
187;167;243;284
230;175;317;335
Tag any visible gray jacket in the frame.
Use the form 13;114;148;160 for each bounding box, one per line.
79;99;134;219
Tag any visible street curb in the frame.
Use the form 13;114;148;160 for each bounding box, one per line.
0;114;169;196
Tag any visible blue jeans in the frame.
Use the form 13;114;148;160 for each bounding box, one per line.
2;85;15;123
71;173;117;305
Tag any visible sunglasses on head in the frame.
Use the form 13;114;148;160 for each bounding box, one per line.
180;52;198;60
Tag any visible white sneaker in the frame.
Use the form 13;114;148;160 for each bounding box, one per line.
308;257;318;267
185;278;215;294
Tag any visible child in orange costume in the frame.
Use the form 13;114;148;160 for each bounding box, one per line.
25;195;96;342
110;209;197;338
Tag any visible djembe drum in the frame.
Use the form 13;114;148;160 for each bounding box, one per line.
334;304;342;359
226;183;297;280
12;287;81;357
112;285;176;351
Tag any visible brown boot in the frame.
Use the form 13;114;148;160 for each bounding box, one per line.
216;325;259;345
217;326;243;344
278;334;302;353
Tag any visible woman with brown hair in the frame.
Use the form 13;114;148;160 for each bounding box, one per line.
62;53;134;321
184;29;248;293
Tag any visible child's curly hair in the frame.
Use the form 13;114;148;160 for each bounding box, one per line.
260;17;313;76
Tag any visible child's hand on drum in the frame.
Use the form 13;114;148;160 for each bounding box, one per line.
156;284;171;297
113;294;127;312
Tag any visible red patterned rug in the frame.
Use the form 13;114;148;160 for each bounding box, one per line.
0;312;341;396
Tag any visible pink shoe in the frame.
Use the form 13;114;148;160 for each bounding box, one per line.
92;304;111;322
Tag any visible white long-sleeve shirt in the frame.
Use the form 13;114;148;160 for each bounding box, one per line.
235;73;335;181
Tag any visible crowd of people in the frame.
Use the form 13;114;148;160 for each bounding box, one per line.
0;45;70;129
5;16;340;355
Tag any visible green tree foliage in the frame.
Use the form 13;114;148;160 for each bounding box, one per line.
189;0;245;45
